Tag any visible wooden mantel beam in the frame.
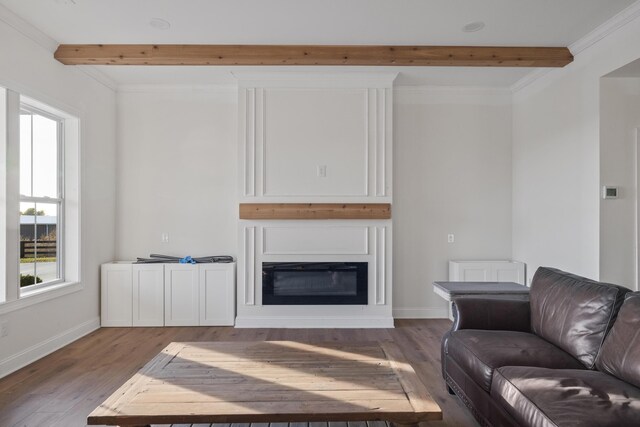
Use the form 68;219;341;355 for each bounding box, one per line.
239;203;392;220
54;44;573;67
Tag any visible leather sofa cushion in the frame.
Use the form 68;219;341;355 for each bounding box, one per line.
492;366;640;427
530;267;630;368
596;292;640;389
446;330;584;392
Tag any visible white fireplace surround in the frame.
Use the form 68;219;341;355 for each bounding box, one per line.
236;73;395;328
236;221;392;328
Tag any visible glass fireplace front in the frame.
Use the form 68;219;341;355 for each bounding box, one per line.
262;262;368;305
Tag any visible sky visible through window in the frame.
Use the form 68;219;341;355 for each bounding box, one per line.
20;111;58;215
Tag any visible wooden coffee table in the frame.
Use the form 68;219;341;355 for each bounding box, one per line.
88;341;442;427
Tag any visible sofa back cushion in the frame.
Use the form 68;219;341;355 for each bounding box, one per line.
596;292;640;388
530;267;630;369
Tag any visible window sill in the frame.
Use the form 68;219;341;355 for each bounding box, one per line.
0;281;82;315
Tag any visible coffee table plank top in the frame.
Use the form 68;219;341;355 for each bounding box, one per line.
88;341;442;426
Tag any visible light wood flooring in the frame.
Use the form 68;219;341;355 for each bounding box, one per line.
0;319;478;427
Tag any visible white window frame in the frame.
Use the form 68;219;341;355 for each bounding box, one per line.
0;87;81;312
18;104;66;292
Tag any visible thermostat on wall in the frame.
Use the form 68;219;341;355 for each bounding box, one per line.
602;186;619;199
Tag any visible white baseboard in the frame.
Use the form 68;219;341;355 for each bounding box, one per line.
393;307;449;319
235;316;394;328
0;317;100;379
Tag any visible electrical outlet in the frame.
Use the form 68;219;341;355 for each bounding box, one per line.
447;234;455;243
0;321;9;338
317;165;327;178
161;233;169;243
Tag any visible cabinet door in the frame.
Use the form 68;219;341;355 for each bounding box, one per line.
164;265;199;326
101;264;132;327
132;264;164;326
199;264;236;326
456;262;492;282
493;262;526;285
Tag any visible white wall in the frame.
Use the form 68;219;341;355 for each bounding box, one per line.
115;85;514;320
393;88;513;318
0;14;116;376
599;77;640;289
513;13;640;284
115;88;237;260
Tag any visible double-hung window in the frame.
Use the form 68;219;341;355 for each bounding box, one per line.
19;106;64;290
1;87;80;307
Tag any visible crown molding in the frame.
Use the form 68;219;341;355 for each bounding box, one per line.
117;84;237;94
0;3;57;52
231;71;399;88
509;68;554;93
394;84;511;93
0;4;117;92
394;85;512;106
569;1;640;56
75;66;118;92
510;0;640;93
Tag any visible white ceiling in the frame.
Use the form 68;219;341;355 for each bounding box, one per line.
1;0;637;87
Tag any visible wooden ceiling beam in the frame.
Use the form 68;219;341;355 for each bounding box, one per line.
54;44;573;67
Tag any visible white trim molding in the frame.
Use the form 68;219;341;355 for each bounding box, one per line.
242;87;257;197
395;86;512;106
509;68;554;94
117;84;237;94
74;66;118;92
0;3;57;52
0;282;83;315
236;221;393;328
0;317;99;379
569;2;640;56
235;316;394;328
241;226;256;306
375;226;386;305
0;4;117;92
236;73;395;328
393;307;449;319
262;225;369;255
511;1;640;93
232;71;398;89
238;79;393;202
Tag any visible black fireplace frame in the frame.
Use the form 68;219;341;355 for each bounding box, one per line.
262;262;368;305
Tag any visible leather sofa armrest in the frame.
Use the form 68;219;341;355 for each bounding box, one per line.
452;297;531;332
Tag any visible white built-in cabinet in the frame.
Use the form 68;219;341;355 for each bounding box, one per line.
132;264;164;326
449;260;526;285
199;264;236;326
101;262;236;327
164;264;200;326
446;260;526;321
101;263;133;327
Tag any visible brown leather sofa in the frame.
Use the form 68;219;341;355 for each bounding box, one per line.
441;267;640;427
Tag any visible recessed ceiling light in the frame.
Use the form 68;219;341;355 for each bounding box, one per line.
462;21;485;33
149;18;171;31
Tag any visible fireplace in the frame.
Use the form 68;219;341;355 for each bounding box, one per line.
262;262;368;305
